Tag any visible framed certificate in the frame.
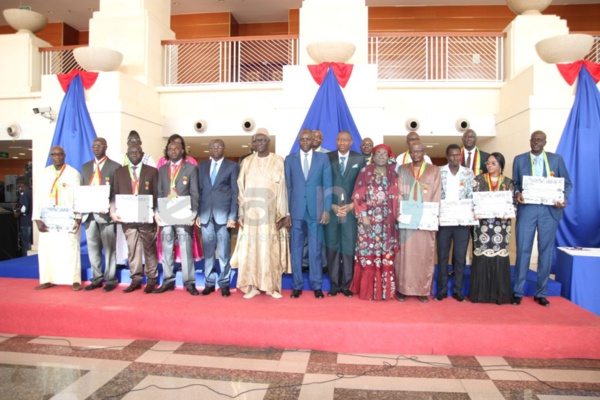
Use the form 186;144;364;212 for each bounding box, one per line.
522;176;564;205
115;195;154;223
74;185;110;213
158;196;195;225
40;206;75;232
398;201;439;231
439;199;478;226
473;191;516;219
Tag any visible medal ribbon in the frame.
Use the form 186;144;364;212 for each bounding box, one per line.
409;162;426;201
485;173;503;192
461;148;481;174
50;164;66;205
169;162;182;197
128;164;140;194
402;152;410;164
89;156;107;186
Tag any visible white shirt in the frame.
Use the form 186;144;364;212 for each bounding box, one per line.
210;157;223;176
441;164;461;201
300;149;313;171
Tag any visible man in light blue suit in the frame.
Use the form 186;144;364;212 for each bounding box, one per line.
196;139;239;297
512;130;572;307
285;129;332;299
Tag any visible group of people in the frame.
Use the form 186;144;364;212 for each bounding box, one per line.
32;127;572;308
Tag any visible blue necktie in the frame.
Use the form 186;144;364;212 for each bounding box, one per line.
210;162;217;185
340;156;346;176
303;153;309;180
534;156;542;177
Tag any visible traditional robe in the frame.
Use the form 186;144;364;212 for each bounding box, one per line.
32;165;81;284
231;153;291;294
394;162;441;296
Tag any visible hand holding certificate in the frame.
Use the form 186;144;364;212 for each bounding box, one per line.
114;195;154;223
473;191;515;219
521;176;565;206
398;201;439;231
439;199;478;226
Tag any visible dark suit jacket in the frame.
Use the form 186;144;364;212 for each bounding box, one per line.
328;151;366;212
285;151;332;221
81;157;121;223
198;158;239;225
513;151;573;220
461;147;490;174
158;160;199;215
110;163;159;227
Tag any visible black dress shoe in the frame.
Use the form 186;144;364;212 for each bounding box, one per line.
202;286;215;296
291;289;302;298
328;289;338;297
103;282;117;292
434;292;447;301
123;281;142;293
314;289;324;298
342;289;353;298
221;287;231;297
396;293;407;302
186;283;199;296
85;281;103;291
144;279;157;294
153;281;175;293
417;296;429;303
534;297;550;307
452;293;466;302
448;270;455;277
511;295;522;305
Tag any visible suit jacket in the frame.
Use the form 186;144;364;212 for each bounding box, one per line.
158;160;199;216
513;151;573;220
110;163;159;226
198;158;239;225
328;151;366;210
461;147;489;174
81;157;121;223
285;151;332;220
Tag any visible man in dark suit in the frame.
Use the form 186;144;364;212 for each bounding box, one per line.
324;131;366;297
512;130;572;307
81;138;121;292
110;144;159;293
196;139;239;297
285;129;332;299
461;129;489;175
155;140;200;295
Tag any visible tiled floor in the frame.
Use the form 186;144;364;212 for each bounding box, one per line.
1;333;600;399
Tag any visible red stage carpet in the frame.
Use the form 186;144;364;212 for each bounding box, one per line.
1;278;599;359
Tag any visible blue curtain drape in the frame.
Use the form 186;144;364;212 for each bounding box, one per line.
289;68;362;154
555;65;600;262
46;74;96;174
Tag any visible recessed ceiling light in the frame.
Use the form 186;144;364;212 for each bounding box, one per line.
241;145;248;148
9;146;21;149
203;150;209;153
19;153;26;155
12;156;18;159
426;145;434;148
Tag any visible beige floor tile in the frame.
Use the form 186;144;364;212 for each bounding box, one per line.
484;369;537;381
468;393;506;400
298;374;335;400
0;351;130;370
461;379;504;399
276;350;310;374
538;396;600;400
135;341;183;364
519;368;600;383
334;375;466;392
476;356;510;368
55;359;131;399
0;333;16;343
338;353;452;367
30;336;134;350
162;353;293;373
122;375;268;400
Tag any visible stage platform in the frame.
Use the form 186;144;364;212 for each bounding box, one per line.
0;277;598;360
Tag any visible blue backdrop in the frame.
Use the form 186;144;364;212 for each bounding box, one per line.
289;68;362;154
556;65;600;255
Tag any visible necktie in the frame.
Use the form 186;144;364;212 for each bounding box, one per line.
210;162;218;185
535;156;542;176
131;166;138;194
466;151;472;169
303;153;309;180
340;156;346;176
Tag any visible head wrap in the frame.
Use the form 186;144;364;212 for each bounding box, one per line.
372;143;394;158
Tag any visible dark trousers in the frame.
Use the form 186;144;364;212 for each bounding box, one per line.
201;217;231;289
124;224;158;282
325;215;357;291
436;225;470;295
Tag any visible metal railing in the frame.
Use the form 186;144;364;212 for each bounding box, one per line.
368;33;505;82
584;35;600;63
40;45;84;75
162;35;298;86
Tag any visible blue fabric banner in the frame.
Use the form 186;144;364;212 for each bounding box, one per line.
289;68;362;154
556;65;600;255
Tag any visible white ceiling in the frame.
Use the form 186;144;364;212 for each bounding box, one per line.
1;0;598;31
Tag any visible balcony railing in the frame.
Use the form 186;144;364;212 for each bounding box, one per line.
162;35;298;86
368;33;506;82
584;35;600;63
40;45;84;75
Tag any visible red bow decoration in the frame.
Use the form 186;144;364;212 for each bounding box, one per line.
556;60;600;86
57;69;99;93
308;62;354;88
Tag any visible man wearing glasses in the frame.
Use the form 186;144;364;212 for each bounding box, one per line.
81;138;121;292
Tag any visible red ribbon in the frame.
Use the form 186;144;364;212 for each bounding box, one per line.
556;60;600;86
307;62;354;88
57;70;99;93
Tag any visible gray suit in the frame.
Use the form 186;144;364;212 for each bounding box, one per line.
81;157;121;284
198;158;239;288
158;160;199;286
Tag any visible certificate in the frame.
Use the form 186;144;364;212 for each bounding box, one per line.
439;199;478;226
115;195;154;223
522;176;564;205
40;206;75;232
473;191;516;219
74;185;110;213
158;196;195;225
398;201;439;231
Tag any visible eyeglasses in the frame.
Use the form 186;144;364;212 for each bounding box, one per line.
485;161;499;166
252;138;268;143
127;138;141;143
209;145;224;150
50;153;64;156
